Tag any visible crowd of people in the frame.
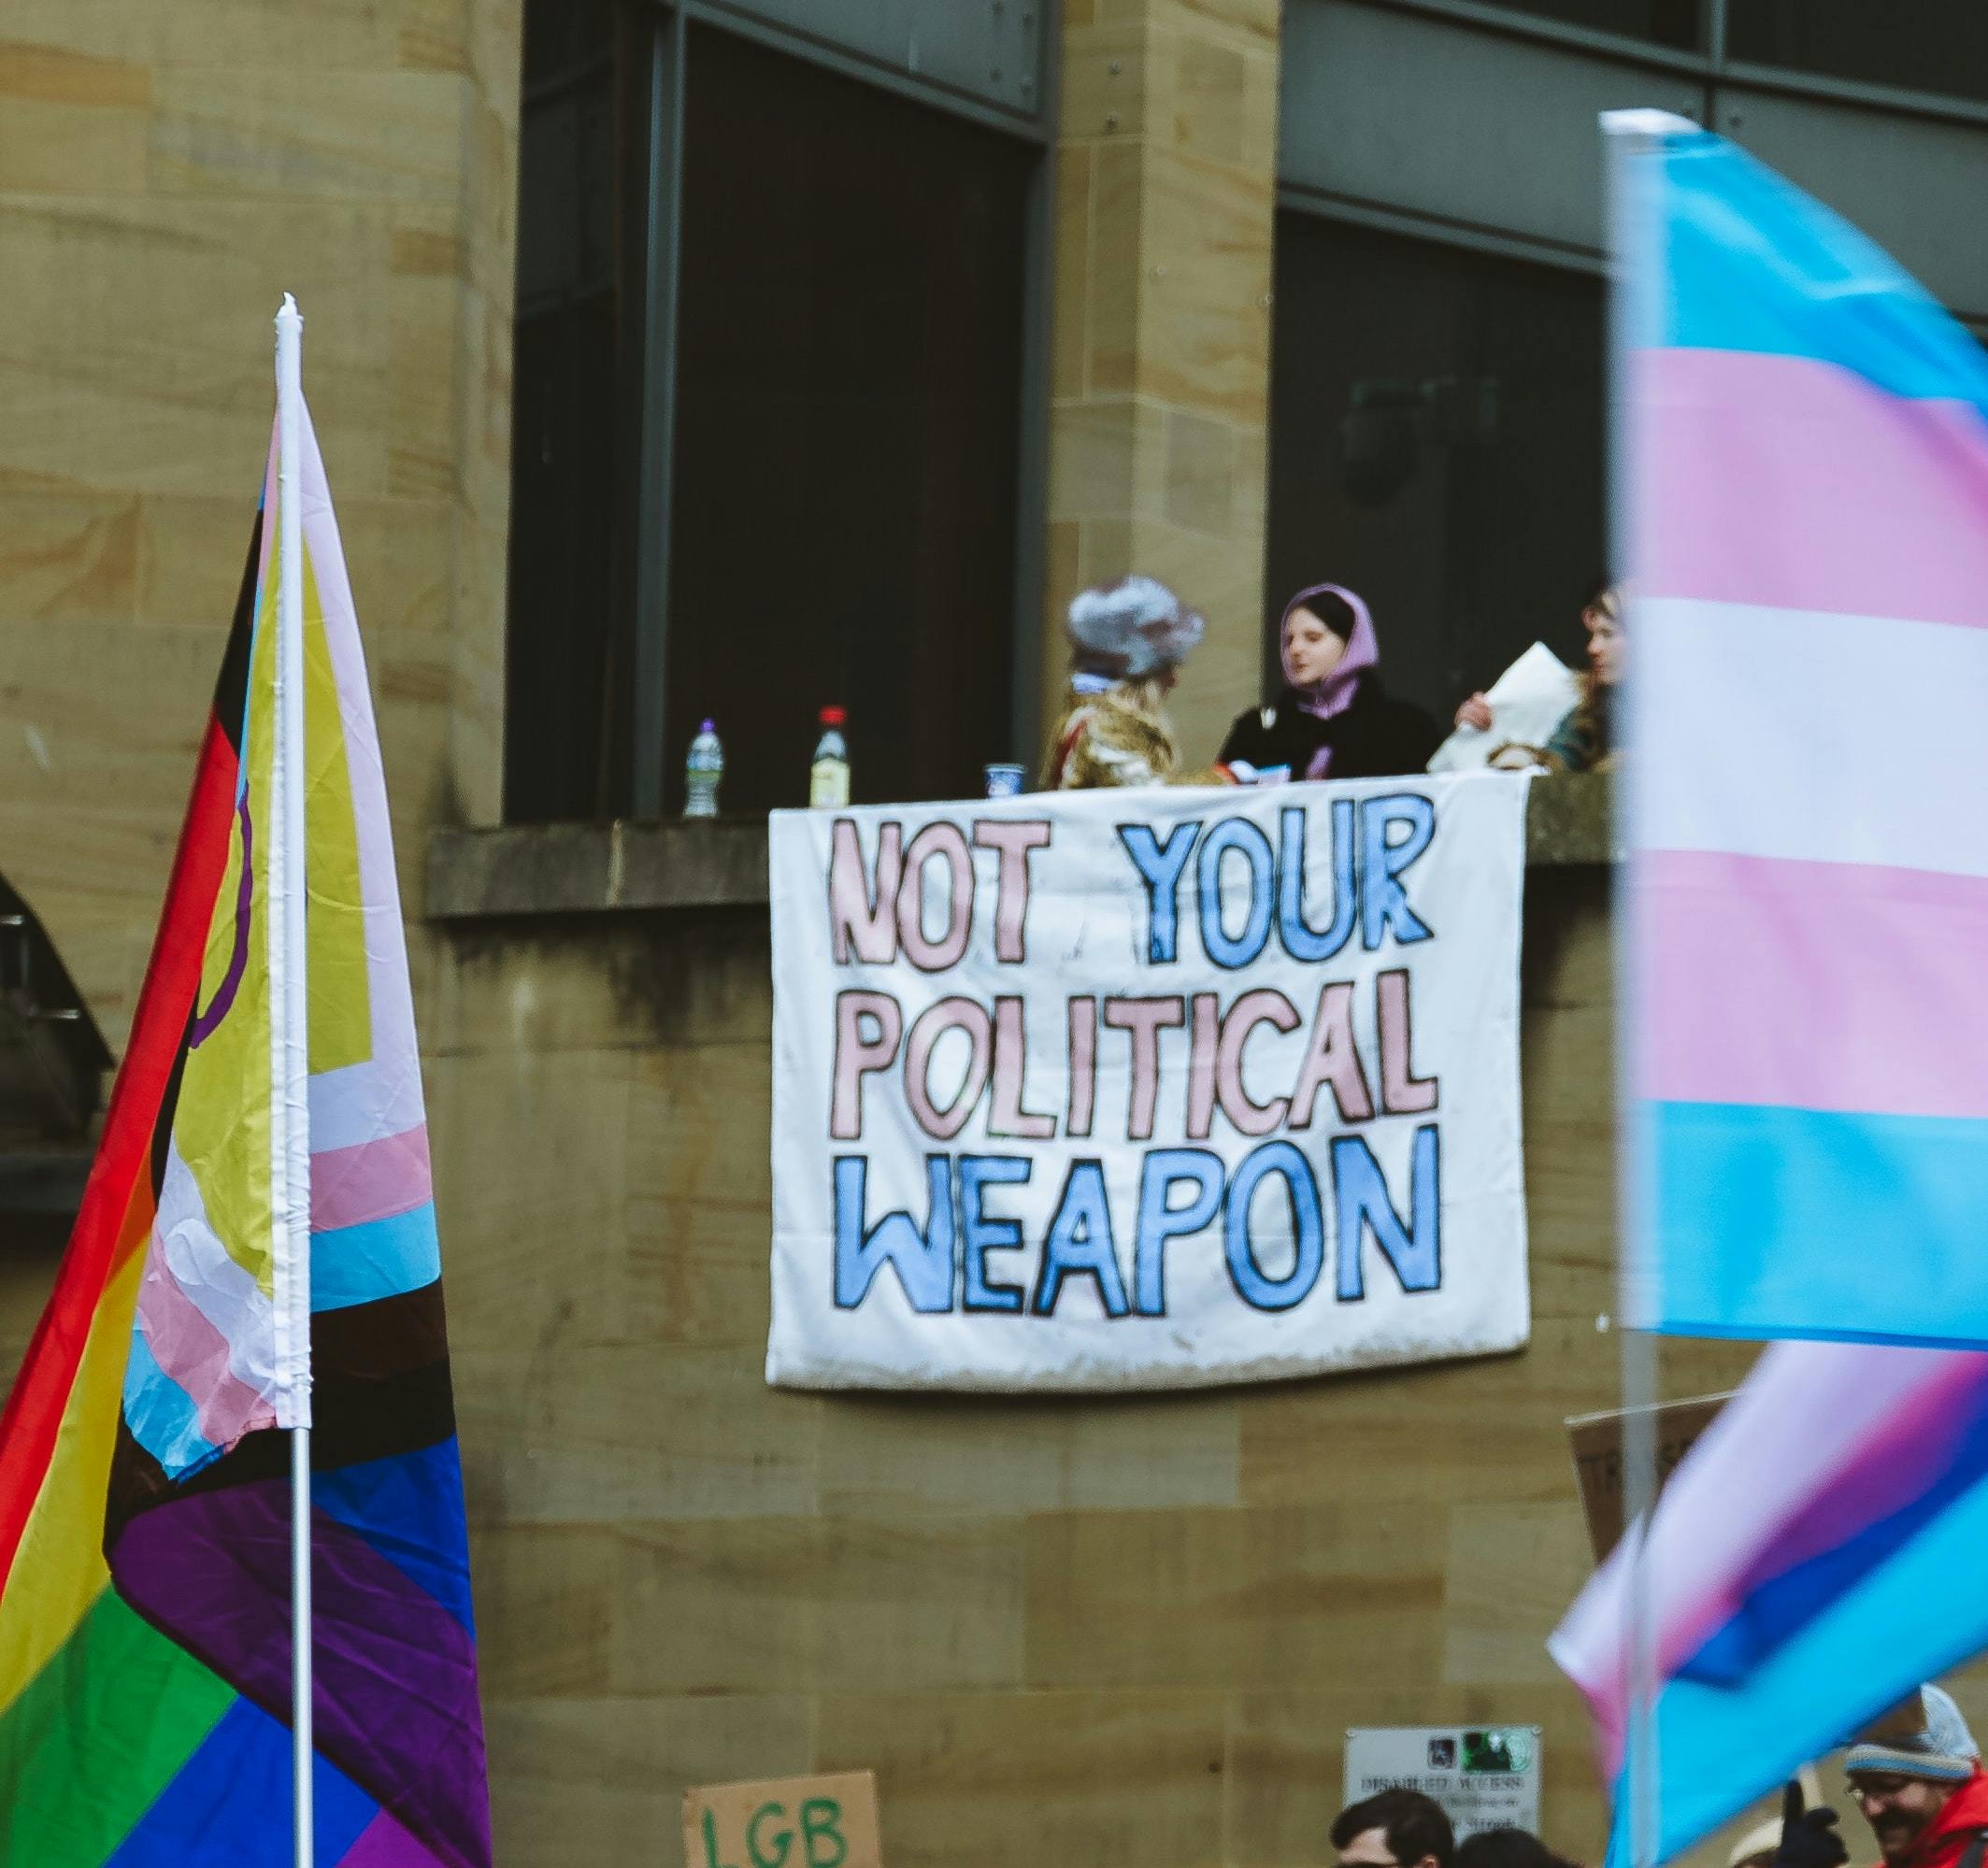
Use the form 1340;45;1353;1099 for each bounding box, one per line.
1039;572;1623;791
1327;1687;1986;1868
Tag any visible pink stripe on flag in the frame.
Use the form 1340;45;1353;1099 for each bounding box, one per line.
134;1258;274;1450
311;1122;432;1233
1638;348;1988;628
1638;850;1988;1118
1551;1343;1988;1775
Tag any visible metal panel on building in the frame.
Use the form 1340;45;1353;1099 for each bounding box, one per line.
1718;86;1988;321
1280;0;1702;260
1280;0;1988;322
700;0;1049;123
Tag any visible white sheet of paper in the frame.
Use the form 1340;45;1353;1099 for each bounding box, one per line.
1425;641;1581;773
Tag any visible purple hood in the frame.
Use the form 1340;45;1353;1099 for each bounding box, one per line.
1281;582;1378;721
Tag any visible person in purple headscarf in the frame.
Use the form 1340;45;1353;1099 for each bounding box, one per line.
1217;582;1443;782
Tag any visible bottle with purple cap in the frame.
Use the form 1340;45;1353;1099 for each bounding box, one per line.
684;719;723;819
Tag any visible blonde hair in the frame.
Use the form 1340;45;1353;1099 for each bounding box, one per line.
1040;677;1180;790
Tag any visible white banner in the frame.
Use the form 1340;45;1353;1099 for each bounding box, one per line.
767;772;1532;1390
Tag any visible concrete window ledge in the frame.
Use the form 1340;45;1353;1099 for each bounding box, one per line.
423;773;1615;921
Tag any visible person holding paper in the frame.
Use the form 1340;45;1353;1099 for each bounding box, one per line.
1217;582;1442;782
1454;580;1623;773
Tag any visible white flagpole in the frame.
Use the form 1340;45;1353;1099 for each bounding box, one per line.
273;293;315;1868
1599;110;1693;1868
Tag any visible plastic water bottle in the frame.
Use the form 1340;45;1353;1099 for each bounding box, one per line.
684;719;722;819
809;706;850;808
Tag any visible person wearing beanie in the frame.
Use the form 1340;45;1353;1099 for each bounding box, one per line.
1844;1686;1988;1868
1041;576;1212;790
1217;582;1443;784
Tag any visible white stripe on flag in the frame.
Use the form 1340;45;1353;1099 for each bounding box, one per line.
1636;596;1988;875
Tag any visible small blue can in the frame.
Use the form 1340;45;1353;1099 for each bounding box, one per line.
984;763;1025;798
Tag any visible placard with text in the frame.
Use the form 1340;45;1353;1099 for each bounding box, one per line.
683;1773;881;1868
767;773;1532;1390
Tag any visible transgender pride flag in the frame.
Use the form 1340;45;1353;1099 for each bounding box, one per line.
1615;113;1988;1344
1552;1340;1988;1865
1552;117;1988;1868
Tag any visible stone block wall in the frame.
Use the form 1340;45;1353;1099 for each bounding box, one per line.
1047;0;1281;770
0;0;517;1062
415;871;1758;1868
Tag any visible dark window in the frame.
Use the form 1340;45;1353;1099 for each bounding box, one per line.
1265;214;1606;720
664;25;1031;816
506;0;644;822
1480;0;1699;50
504;8;1036;821
1726;2;1988;106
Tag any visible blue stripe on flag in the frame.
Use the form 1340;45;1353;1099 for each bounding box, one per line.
311;1201;440;1312
315;1439;478;1634
107;1696;379;1867
1681;1382;1988;1688
121;1333;219;1479
1652;131;1988;412
1648;1100;1988;1345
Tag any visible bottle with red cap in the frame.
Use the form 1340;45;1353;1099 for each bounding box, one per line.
809;706;850;807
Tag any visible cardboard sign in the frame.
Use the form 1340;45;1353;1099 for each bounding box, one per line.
684;1772;880;1868
1566;1392;1733;1561
1344;1726;1541;1840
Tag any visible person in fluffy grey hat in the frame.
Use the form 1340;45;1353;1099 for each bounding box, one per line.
1844;1686;1988;1868
1041;576;1218;790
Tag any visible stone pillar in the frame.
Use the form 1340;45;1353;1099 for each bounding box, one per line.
1043;0;1280;772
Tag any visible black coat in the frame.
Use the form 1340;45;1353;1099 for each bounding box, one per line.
1218;678;1444;782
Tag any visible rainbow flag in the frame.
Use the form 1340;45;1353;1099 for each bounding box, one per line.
1616;113;1988;1343
0;378;490;1862
1552;1340;1988;1863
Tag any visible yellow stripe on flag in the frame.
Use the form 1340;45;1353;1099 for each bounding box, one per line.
0;1241;145;1718
304;542;369;1074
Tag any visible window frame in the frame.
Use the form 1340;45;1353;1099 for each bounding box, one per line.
1364;0;1988;124
1267;0;1988;717
1280;0;1988;315
1262;203;1612;722
510;0;1060;821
